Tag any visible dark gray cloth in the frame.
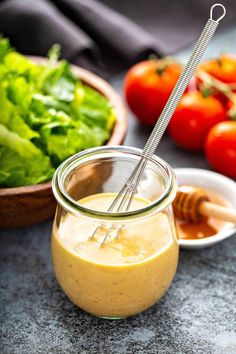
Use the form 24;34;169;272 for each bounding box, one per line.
0;0;235;77
101;0;236;54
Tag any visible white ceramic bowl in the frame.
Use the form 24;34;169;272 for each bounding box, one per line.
174;168;236;249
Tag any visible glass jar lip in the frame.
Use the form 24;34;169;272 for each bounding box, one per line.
52;146;178;220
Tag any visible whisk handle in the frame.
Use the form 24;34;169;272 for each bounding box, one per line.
142;4;226;159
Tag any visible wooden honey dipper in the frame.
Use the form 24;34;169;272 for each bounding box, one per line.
173;185;236;224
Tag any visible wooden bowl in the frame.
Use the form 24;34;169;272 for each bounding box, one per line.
0;58;127;229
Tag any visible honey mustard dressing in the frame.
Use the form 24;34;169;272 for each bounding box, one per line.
51;193;178;318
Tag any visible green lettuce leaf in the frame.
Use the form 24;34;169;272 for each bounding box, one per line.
0;125;54;187
0;37;12;62
0;89;38;139
0;37;115;188
0;147;54;187
0;124;39;157
42;61;76;102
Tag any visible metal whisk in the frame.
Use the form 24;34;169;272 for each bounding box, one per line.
91;3;226;245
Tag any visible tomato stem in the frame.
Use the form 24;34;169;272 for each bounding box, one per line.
196;69;236;119
197;70;236;101
156;57;173;76
200;85;212;98
148;53;159;61
217;57;222;68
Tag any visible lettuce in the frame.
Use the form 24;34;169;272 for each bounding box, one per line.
42;61;76;102
0;90;38;140
0;147;53;187
0;125;54;187
0;37;12;62
0;124;38;157
0;37;115;188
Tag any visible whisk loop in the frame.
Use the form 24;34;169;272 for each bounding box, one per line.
90;4;226;246
210;3;226;22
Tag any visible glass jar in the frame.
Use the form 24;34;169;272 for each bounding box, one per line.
51;146;179;319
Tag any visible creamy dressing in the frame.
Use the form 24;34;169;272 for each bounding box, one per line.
51;193;178;318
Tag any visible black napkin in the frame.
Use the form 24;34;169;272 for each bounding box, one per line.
0;0;235;78
100;0;236;54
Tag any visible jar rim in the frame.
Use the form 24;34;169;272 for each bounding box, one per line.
52;146;178;220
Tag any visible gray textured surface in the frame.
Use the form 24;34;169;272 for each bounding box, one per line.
1;25;236;354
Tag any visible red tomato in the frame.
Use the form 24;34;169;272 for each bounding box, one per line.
168;91;227;151
200;54;236;84
205;121;236;178
124;58;182;126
